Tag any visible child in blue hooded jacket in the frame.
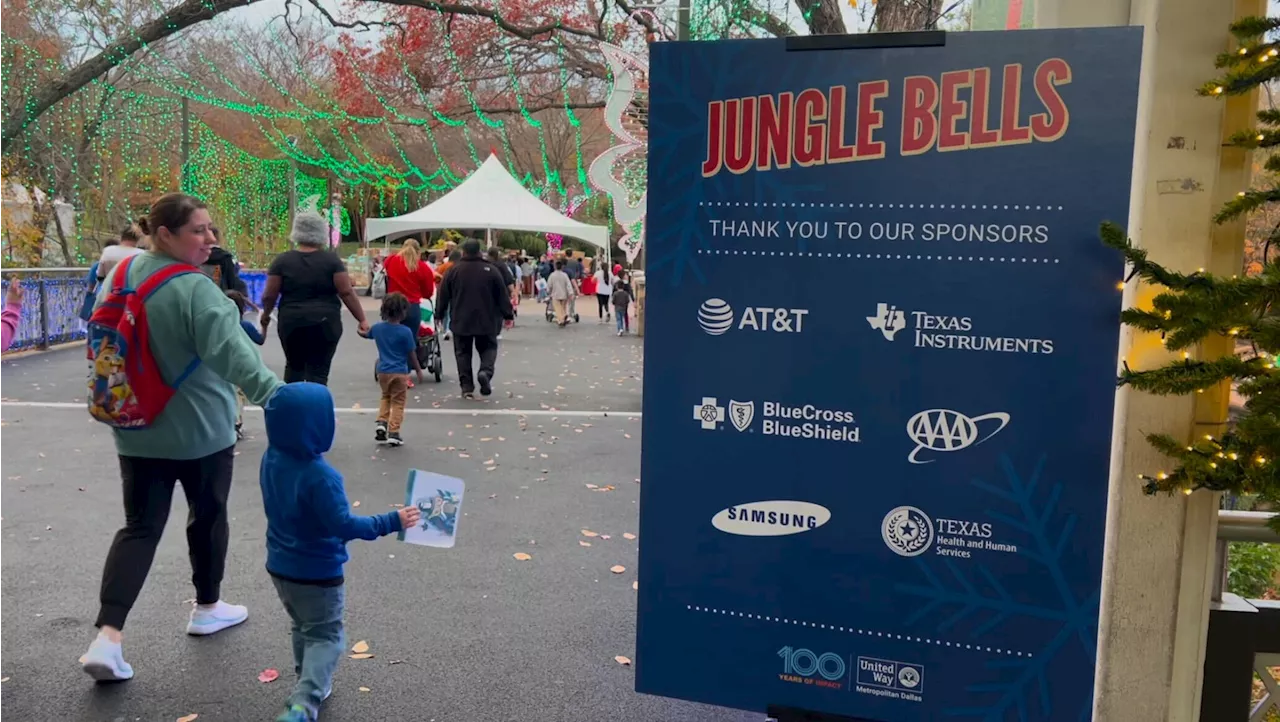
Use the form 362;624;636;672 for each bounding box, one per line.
260;383;420;722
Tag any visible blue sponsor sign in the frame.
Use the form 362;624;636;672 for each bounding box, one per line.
637;28;1141;721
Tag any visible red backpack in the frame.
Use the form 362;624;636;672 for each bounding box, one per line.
86;256;201;429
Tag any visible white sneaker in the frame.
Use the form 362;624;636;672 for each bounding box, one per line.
186;600;248;636
80;634;134;681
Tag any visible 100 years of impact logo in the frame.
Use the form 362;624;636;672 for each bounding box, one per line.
638;27;1139;722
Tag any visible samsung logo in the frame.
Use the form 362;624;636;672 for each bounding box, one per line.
712;501;831;536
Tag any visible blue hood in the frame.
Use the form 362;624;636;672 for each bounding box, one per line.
264;382;334;458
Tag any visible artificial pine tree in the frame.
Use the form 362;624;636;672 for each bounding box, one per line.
1102;16;1280;532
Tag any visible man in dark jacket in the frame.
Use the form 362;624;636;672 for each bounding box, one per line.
203;228;247;294
436;240;514;399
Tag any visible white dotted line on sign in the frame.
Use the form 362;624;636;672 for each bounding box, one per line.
696;249;1059;264
698;201;1064;211
687;605;1031;658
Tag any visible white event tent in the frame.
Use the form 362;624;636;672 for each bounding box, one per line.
363;154;610;249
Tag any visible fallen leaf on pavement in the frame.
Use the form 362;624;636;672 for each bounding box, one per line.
579;540;592;547
351;403;362;409
359;686;371;692
581;530;598;538
615;656;632;666
600;535;612;540
258;668;280;683
351;641;370;654
611;565;626;574
585;483;598;489
349;653;375;660
632;581;638;591
624;433;631;439
513;552;533;561
459;453;470;458
481;437;493;442
489;494;498;499
623;533;637;540
352;501;361;508
177;715;199;722
0;677;9;682
389;660;403;665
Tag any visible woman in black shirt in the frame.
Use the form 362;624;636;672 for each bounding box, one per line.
259;212;369;385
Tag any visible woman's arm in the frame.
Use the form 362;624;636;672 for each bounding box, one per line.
259;274;282;335
334;271;370;334
417;261;435;300
192;283;281;405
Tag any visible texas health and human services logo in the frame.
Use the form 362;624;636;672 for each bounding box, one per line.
881;506;934;557
906;409;1010;464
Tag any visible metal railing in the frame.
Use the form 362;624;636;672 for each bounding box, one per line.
0;268;94;352
0;267;269;352
1203;509;1279;722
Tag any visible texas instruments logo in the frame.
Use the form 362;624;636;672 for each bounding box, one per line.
867;303;907;340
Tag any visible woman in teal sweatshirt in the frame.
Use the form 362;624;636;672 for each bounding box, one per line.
80;193;284;684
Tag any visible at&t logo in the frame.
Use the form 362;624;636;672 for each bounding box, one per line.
906;408;1010;464
698;298;809;335
881;506;933;557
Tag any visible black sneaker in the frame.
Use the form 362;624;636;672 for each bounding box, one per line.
235;423;244;441
387;432;404;446
478;370;493;397
461;390;475;400
375;422;388;443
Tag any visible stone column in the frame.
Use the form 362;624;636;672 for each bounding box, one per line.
1033;0;1263;720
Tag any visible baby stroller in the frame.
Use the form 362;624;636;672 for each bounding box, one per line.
544;296;581;324
417;299;444;382
374;300;444;383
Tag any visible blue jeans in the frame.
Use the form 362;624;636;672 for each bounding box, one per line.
615;310;625;333
271;577;345;717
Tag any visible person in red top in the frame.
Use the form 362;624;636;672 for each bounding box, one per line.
383;239;435;337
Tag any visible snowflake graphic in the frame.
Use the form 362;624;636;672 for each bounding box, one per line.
895;455;1101;721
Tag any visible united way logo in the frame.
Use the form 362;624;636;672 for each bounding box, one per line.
882;506;934;557
866;303;907;341
698;299;735;335
906;409;1010;464
728;400;754;431
693;397;725;430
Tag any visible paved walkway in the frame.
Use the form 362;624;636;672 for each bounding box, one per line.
0;297;755;722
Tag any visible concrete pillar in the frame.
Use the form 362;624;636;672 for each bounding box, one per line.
1033;0;1263;720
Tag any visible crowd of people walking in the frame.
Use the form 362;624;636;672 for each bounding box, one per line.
40;192;634;722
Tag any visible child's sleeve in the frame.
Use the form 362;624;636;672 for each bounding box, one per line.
241;320;265;345
312;471;403;542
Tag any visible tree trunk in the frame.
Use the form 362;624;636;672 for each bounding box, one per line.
796;0;849;35
0;0;264;153
876;0;934;31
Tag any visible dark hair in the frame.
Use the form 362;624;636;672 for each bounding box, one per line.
461;239;482;257
449;250;462;262
102;239;119;249
137;193;207;237
427;252;438;264
381;292;410;322
555;260;564;269
120;224;143;244
486;247;500;261
225;289;248;316
614;279;624;290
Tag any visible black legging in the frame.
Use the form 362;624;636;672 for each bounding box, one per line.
597;294;610;318
278;314;343;385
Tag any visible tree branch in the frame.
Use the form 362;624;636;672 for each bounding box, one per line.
1;0;266;153
375;0;606;40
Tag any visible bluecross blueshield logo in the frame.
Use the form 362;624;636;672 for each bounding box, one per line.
698;299;735;335
882;506;934;557
906;408;1010;464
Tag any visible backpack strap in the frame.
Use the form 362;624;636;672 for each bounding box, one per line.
112;255;140;294
135;262;201;300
